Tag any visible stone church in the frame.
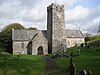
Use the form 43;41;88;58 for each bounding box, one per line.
12;3;84;55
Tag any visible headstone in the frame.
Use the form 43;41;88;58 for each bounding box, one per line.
80;69;92;75
70;57;76;75
87;70;92;75
80;70;87;75
77;49;80;56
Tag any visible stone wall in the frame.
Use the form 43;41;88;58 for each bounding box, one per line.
31;31;48;55
13;41;29;54
47;3;67;53
47;5;52;53
13;31;48;55
66;38;84;48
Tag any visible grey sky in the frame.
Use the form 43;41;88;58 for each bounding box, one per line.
0;0;100;35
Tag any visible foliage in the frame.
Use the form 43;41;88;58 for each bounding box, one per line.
53;50;62;54
0;23;38;53
26;27;37;30
0;23;25;53
89;34;100;41
85;34;100;47
0;32;12;53
85;36;91;42
84;33;91;42
1;23;25;32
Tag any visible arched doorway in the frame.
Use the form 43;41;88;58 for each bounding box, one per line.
37;46;43;55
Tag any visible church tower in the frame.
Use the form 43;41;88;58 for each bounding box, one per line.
47;3;67;53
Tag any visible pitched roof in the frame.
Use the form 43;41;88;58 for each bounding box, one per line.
12;30;47;41
42;30;47;38
29;30;47;42
12;30;39;41
12;29;84;41
66;29;84;38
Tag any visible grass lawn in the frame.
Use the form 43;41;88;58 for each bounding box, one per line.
0;54;45;75
0;46;100;75
54;46;100;75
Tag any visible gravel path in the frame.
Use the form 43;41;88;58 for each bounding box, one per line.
43;56;62;75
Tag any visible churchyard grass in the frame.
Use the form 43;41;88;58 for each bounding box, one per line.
0;46;100;75
54;46;100;75
0;54;45;75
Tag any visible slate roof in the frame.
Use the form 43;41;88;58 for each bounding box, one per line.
12;30;39;41
42;30;47;38
66;29;84;38
12;29;84;41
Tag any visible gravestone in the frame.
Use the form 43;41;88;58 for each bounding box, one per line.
77;48;80;56
80;69;92;75
70;57;76;75
80;70;87;75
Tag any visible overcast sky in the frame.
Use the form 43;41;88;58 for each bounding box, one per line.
0;0;100;35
